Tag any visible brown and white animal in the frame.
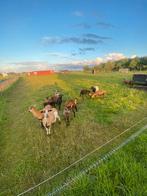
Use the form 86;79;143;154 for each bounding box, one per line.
89;90;106;98
91;86;99;93
42;106;61;135
63;107;71;126
29;106;44;127
43;94;63;110
64;98;78;118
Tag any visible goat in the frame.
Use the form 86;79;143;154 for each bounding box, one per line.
43;94;63;110
91;86;99;93
123;79;133;86
42;106;61;135
29;106;44;120
64;98;78;118
80;89;91;99
89;90;106;98
28;106;44;127
63;107;71;126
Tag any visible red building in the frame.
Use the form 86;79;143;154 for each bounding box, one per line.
27;70;54;76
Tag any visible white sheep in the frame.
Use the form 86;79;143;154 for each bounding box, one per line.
42;105;61;135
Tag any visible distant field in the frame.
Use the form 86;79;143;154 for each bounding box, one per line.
0;71;147;195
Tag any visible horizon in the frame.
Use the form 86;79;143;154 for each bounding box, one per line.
0;0;147;72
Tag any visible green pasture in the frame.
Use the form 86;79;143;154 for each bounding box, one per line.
0;72;147;195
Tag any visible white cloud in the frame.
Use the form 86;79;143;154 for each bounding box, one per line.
0;52;133;72
45;52;71;58
72;11;84;17
0;61;49;73
130;54;137;59
95;57;103;64
104;53;126;61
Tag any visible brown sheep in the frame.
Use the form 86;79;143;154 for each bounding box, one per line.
28;106;44;127
64;98;78;117
89;90;106;98
63;98;78;126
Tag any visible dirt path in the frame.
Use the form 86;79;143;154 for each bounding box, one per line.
0;77;19;92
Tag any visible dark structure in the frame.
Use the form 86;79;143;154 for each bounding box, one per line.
92;69;95;74
132;74;147;86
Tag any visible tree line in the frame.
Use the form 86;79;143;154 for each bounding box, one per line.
83;56;147;72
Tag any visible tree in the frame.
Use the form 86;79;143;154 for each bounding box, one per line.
103;61;116;71
129;57;139;70
83;65;91;72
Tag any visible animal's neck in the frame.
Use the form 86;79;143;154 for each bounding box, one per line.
32;108;40;117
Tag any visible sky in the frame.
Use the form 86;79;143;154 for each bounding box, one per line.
0;0;147;72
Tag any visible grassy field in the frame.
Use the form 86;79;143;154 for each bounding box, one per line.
0;71;147;195
63;129;147;196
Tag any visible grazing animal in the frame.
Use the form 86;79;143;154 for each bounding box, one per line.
43;94;63;110
91;86;99;93
89;90;106;98
29;106;44;127
29;106;44;120
80;89;91;99
63;107;71;126
64;98;78;117
123;79;133;86
42;106;61;135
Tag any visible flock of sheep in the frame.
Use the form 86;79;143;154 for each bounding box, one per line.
29;86;106;135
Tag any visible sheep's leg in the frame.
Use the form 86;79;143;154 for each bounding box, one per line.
72;109;75;117
58;103;61;110
40;121;44;128
67;116;70;126
57;114;61;122
65;116;70;126
47;126;51;135
48;126;51;135
55;111;61;123
75;105;78;112
45;127;49;135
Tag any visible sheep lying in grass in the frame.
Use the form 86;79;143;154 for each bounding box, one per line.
123;79;133;86
42;105;61;135
89;90;106;98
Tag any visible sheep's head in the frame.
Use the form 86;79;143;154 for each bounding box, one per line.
63;107;70;114
44;97;49;102
43;105;53;118
28;105;36;112
28;106;34;112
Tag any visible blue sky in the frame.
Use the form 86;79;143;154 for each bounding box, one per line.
0;0;147;72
